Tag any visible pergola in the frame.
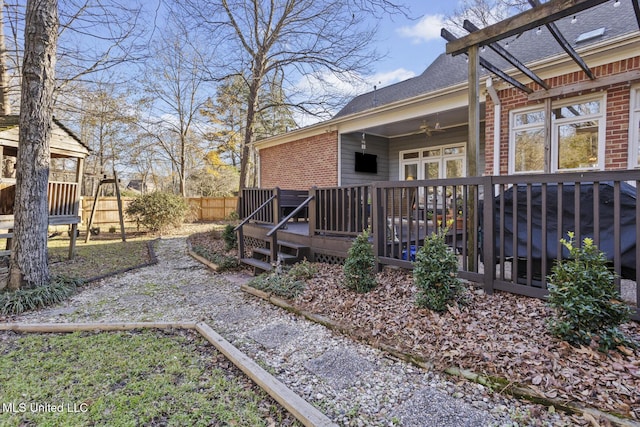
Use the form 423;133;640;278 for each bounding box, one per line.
443;0;640;178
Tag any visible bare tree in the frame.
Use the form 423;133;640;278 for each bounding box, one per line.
175;0;407;192
7;0;58;289
137;16;213;197
444;0;529;34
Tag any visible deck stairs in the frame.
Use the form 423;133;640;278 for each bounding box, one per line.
240;239;309;275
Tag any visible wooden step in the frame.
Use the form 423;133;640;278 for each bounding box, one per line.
252;247;298;263
277;240;309;251
240;258;272;275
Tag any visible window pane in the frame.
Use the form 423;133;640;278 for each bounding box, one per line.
403;152;419;160
557;121;599;170
514;128;544;172
444;146;464;155
423;149;441;157
515;111;545;126
404;163;418;180
445;159;463;178
553;100;600;119
425;162;439;179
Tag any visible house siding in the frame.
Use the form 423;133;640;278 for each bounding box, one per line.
258;131;338;190
485;56;640;175
340;133;390;185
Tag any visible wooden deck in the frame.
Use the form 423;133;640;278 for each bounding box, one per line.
237;173;640;320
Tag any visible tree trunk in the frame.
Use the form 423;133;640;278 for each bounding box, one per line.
7;0;58;290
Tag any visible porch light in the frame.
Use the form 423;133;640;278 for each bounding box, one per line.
361;132;366;151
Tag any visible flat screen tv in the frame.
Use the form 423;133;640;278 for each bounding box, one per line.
355;152;377;174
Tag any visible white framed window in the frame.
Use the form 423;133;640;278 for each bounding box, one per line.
509;107;545;173
629;85;640;168
509;94;606;174
399;143;466;180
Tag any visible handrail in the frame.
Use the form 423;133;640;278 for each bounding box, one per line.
233;194;277;232
266;195;314;237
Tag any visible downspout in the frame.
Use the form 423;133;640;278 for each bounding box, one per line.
486;77;501;177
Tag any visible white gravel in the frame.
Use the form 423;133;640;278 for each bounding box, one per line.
14;236;580;426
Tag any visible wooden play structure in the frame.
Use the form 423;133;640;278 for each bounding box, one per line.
0;115;90;259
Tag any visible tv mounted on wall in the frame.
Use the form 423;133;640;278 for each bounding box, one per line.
355;152;377;174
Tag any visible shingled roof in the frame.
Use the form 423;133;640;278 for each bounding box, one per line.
334;0;638;118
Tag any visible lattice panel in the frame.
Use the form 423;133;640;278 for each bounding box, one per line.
243;236;266;258
314;253;345;265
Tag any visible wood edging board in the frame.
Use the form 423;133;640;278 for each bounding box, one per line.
239;284;640;427
187;248;220;271
0;321;337;427
195;322;338;427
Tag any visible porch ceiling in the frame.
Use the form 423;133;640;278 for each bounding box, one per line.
354;105;483;139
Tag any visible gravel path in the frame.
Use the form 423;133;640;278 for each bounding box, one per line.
14;236;576;426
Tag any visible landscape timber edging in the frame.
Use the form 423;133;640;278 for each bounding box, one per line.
239;283;640;427
0;321;337;427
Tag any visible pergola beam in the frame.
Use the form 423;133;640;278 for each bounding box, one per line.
446;0;610;56
442;29;533;94
463;20;550;90
528;0;595;79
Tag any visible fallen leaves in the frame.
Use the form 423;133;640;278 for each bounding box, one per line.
291;264;640;420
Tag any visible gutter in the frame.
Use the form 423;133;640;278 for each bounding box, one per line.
486;77;501;177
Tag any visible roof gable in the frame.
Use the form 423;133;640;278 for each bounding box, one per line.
335;0;638;118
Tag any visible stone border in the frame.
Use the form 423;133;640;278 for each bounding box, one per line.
0;321;337;427
239;284;639;427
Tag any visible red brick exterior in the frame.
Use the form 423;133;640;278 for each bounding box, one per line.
259;131;339;189
485;56;640;175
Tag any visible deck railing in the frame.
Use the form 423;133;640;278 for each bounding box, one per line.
371;171;640;320
48;181;79;217
239;172;640;319
239;188;279;224
312;185;370;236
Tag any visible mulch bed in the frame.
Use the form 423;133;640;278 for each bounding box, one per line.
289;264;640;422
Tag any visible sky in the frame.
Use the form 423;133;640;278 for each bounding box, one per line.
362;1;458;90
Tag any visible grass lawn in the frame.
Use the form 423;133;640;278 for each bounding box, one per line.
47;235;154;281
0;329;299;427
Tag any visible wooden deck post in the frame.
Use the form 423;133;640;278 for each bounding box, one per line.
308;187;317;236
482;176;495;294
371;183;384;271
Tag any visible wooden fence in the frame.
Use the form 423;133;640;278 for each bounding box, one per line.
80;196;237;226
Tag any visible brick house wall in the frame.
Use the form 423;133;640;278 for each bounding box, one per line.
485;56;640;175
258;131;339;189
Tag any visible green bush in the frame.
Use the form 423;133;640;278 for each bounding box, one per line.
0;276;83;316
190;245;240;272
248;272;306;299
222;224;237;251
287;259;318;281
547;233;634;351
343;229;377;293
125;192;189;232
413;229;465;312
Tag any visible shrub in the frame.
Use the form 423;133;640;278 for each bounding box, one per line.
0;276;83;316
248;272;306;299
287;259;318;281
125;192;189;232
190;245;240;272
222;224;237;251
343;229;377;293
547;232;634;351
413;228;465;312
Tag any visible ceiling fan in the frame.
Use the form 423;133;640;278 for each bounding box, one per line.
419;120;444;137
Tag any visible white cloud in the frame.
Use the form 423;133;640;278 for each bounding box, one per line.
397;14;445;43
291;68;416;127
